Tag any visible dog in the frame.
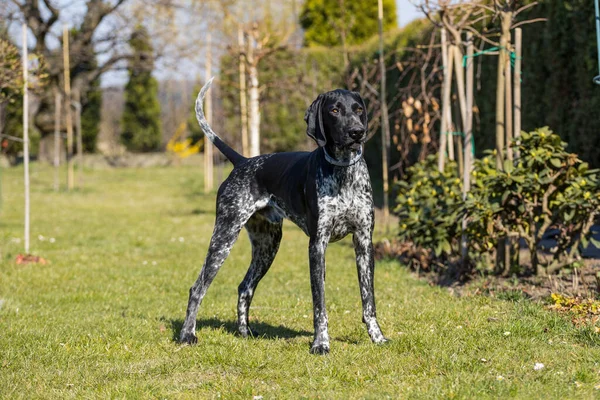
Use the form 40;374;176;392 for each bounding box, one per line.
179;78;388;354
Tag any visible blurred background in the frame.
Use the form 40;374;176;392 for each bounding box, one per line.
2;0;598;178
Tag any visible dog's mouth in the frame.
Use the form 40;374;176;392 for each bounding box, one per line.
347;140;363;150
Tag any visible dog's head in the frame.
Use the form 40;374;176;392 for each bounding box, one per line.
304;89;368;151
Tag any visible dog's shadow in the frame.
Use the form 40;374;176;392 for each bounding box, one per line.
169;318;312;342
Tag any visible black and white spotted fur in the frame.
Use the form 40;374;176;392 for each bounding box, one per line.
179;78;388;354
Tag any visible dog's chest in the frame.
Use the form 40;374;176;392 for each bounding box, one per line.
318;172;373;241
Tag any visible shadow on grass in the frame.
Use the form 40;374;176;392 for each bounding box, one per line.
169;318;311;342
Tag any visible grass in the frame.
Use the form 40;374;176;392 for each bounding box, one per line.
1;163;599;399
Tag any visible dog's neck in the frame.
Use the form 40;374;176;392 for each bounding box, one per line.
322;145;363;167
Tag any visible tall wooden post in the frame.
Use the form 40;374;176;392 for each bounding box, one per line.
378;0;391;230
74;88;83;185
451;41;469;177
504;24;513;161
513;28;522;159
63;25;74;191
53;88;61;191
461;32;474;261
238;26;249;157
446;46;455;162
438;28;449;172
204;33;214;193
22;24;30;254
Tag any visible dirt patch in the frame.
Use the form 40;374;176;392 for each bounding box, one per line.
374;238;600;300
442;262;600;300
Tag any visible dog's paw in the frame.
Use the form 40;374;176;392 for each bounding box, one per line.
179;331;198;345
309;342;330;355
374;336;390;345
237;325;257;338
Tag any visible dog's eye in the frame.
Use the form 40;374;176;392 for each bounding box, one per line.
330;108;339;114
356;107;363;114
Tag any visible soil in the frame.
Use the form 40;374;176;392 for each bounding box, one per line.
374;238;600;301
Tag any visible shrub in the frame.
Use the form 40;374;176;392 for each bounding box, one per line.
392;128;600;276
394;155;463;269
465;127;600;275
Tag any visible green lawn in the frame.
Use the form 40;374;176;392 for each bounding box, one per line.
1;164;599;399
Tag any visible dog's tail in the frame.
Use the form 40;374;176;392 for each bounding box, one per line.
195;78;246;166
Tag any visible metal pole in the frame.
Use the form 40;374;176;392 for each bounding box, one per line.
22;24;30;254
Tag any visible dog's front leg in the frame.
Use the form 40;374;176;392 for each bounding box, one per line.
353;229;388;344
308;235;330;354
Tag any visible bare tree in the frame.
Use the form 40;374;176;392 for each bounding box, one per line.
4;0;197;161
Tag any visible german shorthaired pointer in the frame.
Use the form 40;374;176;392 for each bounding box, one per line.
179;78;388;354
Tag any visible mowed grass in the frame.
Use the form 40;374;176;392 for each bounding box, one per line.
1;163;599;399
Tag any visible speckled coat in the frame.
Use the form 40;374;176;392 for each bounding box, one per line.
179;79;388;354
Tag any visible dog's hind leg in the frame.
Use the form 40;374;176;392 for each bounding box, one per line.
237;209;283;338
179;191;258;344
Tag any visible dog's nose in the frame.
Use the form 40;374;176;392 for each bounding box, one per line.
349;127;366;141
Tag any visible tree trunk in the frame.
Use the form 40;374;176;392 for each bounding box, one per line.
238;26;249;157
63;26;74;191
53;88;61;191
495;13;509;275
514;28;522;159
248;62;261;158
378;0;391;231
204;33;214;193
438;29;452;172
462;32;474;263
74;88;83;186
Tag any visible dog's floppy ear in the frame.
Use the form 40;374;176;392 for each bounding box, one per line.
354;92;368;133
304;94;327;147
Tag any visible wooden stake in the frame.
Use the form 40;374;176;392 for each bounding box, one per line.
514;28;522;159
464;33;474;193
505;25;513;161
53;87;61;191
22;24;30;254
378;0;391;231
451;42;469;176
63;25;74;191
74;88;83;185
204;33;214;193
446;46;455;163
438;29;453;172
438;29;448;172
238;26;249;158
461;32;474;262
494;36;506;169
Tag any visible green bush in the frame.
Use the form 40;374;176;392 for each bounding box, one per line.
393;128;600;276
465;127;600;275
394;155;463;268
120;25;162;152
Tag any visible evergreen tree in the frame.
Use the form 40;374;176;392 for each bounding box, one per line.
121;25;162;152
300;0;397;47
81;76;101;153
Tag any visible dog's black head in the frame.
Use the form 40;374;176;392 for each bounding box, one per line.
304;89;368;151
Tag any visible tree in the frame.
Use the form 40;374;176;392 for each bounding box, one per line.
120;25;161;152
4;0;189;160
0;34;46;156
81;75;101;153
300;0;397;48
